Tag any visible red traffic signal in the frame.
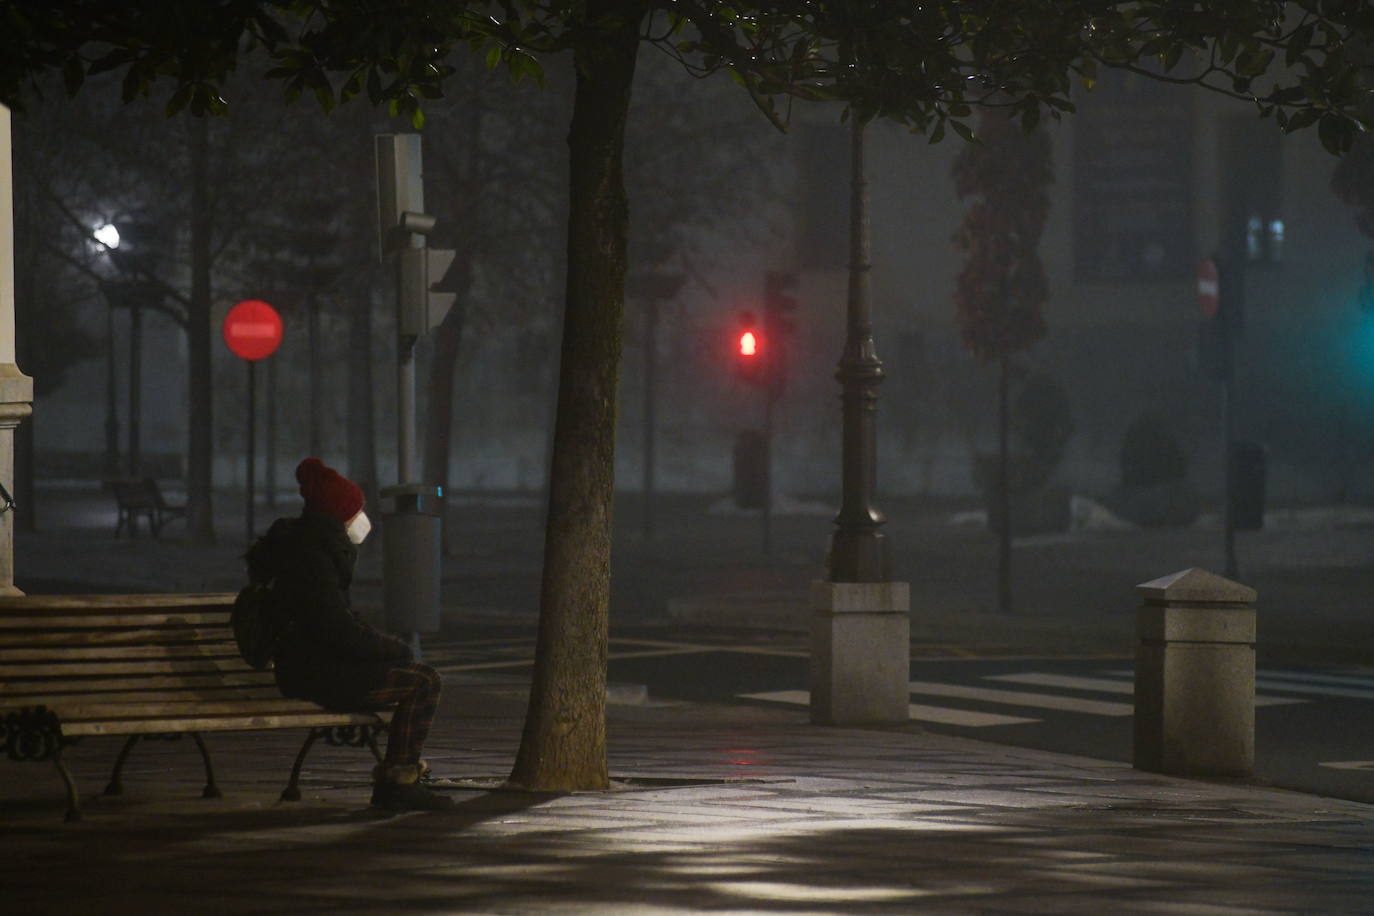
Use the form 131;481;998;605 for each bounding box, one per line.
734;311;765;384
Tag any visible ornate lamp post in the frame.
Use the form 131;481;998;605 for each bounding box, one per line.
810;116;910;726
829;116;889;583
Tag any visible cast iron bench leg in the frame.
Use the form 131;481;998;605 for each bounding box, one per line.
54;750;82;823
281;728;323;802
104;734;141;795
191;733;221;798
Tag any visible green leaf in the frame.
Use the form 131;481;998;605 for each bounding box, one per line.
949;119;975;142
165;84;192;117
1236;46;1275;78
486;45;502;70
1285;22;1315;67
1318;113;1353;154
410;106;426;130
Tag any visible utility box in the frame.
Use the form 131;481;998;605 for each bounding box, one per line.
1133;568;1256;777
381;484;442;634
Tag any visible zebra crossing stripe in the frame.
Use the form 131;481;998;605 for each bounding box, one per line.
985;672;1307;708
738;690;1038;727
985;672;1134;694
908;680;1134;716
1257;670;1374;688
1254;679;1374;700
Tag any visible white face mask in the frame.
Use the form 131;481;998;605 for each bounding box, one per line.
345;511;372;545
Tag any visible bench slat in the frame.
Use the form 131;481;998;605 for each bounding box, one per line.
1;687;285;707
0;643;240;662
0;658;258;678
0;672;274;695
0;594;237;610
0;613;230;629
65;711;384;736
43;699;361;719
0;627;234;647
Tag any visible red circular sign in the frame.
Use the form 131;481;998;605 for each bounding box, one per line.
1197;258;1220;318
222;299;283;361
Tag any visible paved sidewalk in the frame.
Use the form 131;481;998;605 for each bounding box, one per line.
5;676;1374;914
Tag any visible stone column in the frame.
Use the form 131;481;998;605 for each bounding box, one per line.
0;106;35;596
810;580;910;725
1133;568;1256;777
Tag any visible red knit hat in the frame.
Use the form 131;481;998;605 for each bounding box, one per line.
295;458;364;523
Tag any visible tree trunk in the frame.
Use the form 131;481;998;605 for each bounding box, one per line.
509;0;642;791
186;117;216;545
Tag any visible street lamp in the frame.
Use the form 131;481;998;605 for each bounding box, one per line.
93;223;121;250
94;223;121;480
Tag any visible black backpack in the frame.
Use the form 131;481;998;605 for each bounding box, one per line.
231;578;284;670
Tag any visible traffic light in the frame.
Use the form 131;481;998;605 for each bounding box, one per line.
735;310;765;384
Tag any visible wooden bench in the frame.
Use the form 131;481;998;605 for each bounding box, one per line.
0;593;390;821
107;478;187;539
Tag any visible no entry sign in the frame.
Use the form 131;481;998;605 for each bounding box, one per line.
222;299;283;361
1197;258;1219;318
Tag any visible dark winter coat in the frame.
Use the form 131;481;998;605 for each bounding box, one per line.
244;510;411;710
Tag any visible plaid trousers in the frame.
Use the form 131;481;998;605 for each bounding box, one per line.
361;662;442;766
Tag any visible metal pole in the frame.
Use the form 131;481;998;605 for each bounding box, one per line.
308;288;322;458
762;387;773;558
128;300;141;477
828;117;888;582
642;294;657;542
265;356;277;509
246;359;256;546
104;301;119;480
1223;371;1237;579
394;238;417;485
997;351;1012;614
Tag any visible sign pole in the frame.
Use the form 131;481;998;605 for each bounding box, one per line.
221;299;284;548
246;359;256;546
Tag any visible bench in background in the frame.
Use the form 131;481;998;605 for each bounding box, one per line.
106;478;187;539
0;593;390;821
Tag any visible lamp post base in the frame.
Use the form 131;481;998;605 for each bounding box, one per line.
809;580;910;726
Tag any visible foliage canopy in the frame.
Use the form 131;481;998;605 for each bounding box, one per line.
4;2;1373;151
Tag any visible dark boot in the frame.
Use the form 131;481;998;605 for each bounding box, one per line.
371;763;455;812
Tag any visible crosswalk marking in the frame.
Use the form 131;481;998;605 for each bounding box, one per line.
739;690;1038;727
908;680;1135;716
1257;669;1374;688
985;672;1307;707
1254;679;1374;701
985;672;1134;694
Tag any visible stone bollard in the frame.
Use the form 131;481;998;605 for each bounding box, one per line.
809;580;910;725
1133;568;1256;777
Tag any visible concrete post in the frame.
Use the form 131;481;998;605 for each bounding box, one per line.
1133;568;1256;777
810;580;910;725
0;107;33;596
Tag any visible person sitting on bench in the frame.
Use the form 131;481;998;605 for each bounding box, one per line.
246;457;453;812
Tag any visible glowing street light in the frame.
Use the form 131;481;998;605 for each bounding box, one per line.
93;223;121;250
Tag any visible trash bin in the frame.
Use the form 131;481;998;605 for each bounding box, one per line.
381;484;442;634
1228;440;1266;531
733;431;769;509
